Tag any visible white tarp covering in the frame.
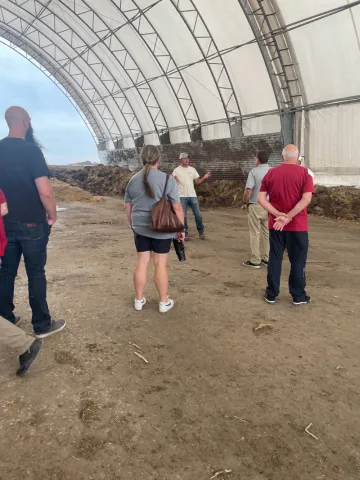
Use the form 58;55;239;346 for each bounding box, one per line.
308;104;360;186
278;0;360;103
0;0;360;184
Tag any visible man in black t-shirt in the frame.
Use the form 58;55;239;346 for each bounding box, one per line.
0;106;66;338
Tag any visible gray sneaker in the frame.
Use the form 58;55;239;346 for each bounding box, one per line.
16;339;42;377
243;260;261;269
34;319;66;339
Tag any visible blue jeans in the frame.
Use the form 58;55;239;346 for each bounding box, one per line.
0;222;51;334
180;197;204;234
267;230;308;301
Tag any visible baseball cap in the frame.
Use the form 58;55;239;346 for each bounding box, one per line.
179;152;189;160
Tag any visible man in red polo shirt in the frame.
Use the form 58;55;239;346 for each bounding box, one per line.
258;144;315;305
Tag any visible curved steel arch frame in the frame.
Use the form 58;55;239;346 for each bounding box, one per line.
170;0;243;133
0;2;124;144
0;16;112;143
56;0;169;140
110;0;201;134
0;36;99;144
0;0;309;148
239;0;306;146
0;36;100;145
4;0;140;145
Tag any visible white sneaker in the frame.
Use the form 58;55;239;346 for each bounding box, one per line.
134;297;146;311
159;298;174;313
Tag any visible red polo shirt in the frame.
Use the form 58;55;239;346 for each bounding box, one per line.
0;189;8;256
260;164;315;232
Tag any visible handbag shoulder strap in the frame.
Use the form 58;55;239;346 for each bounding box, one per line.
162;174;170;198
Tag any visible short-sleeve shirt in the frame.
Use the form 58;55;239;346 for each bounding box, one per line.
0;137;50;223
307;167;315;180
245;164;270;204
172;166;200;197
0;189;8;256
260;164;315;232
125;168;180;239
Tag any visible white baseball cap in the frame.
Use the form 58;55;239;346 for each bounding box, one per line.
179;152;189;160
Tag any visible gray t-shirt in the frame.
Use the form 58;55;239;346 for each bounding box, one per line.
245;164;271;204
124;168;180;239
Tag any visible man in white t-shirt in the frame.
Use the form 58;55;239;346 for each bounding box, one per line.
172;153;211;239
298;156;315;181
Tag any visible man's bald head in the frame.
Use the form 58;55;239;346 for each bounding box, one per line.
282;144;299;163
5;106;30;128
5;106;31;139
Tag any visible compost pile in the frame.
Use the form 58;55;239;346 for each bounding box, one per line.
308;185;360;221
51;166;360;221
196;180;245;207
51;165;134;197
51;179;97;203
198;183;360;220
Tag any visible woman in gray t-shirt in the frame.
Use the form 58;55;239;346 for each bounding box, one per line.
125;145;184;314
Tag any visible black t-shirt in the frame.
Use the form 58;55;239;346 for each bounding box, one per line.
0;137;50;223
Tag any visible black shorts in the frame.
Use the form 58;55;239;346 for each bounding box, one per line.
134;233;172;254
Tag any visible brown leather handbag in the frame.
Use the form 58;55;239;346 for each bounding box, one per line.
151;175;184;233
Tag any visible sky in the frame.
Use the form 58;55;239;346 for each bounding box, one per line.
0;43;99;165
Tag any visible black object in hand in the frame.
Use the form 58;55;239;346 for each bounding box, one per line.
173;239;186;262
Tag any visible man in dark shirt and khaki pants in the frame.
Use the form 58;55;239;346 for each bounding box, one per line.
0;106;66;343
242;150;270;268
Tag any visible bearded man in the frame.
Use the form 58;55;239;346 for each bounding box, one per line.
0;107;66;339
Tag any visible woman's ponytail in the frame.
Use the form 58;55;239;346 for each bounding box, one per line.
141;145;160;198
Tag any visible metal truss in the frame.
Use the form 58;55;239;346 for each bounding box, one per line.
171;0;242;132
0;13;111;143
1;0;150;145
0;1;127;143
111;0;200;133
21;0;139;142
239;0;305;112
0;0;319;148
0;34;100;144
55;0;169;140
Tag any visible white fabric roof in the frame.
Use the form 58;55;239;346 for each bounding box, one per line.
0;0;359;158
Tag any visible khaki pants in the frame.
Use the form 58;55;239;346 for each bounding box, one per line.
247;203;269;265
0;317;34;356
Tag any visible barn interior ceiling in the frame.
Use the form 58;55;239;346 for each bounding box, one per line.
0;0;359;156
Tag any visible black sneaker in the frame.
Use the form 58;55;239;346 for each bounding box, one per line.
34;319;66;339
243;260;261;269
16;339;42;377
264;294;276;304
293;296;311;306
261;259;269;267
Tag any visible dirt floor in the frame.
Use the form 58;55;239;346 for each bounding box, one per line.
1;200;360;480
